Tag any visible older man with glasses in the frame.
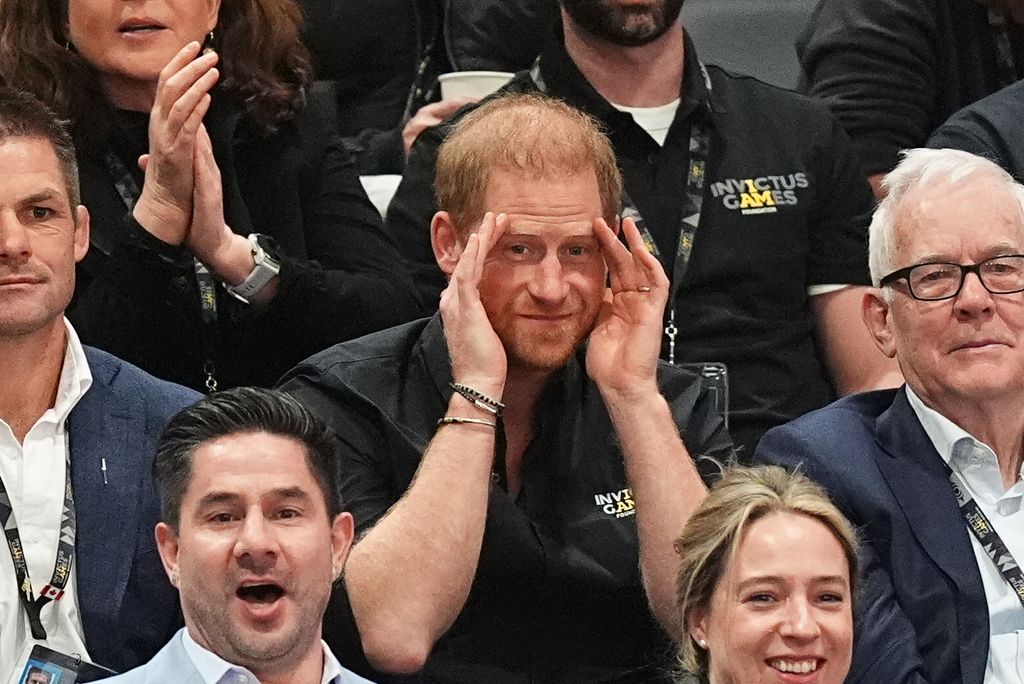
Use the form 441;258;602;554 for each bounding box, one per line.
755;148;1024;684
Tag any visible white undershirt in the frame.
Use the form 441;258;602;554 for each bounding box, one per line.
611;99;679;147
907;386;1024;682
0;320;93;684
610;99;849;297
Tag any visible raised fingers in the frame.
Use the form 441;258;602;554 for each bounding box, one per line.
153;43;220;147
622;216;669;291
594;216;638;292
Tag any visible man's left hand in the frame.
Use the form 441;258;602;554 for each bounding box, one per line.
586;217;669;398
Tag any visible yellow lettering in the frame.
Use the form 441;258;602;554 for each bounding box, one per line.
739;190;775;208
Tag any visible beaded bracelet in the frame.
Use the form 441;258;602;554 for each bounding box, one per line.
437;416;497;429
449;382;505;417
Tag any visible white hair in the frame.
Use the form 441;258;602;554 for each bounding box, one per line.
868;148;1024;287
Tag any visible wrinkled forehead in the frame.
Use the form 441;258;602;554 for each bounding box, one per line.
892;176;1024;263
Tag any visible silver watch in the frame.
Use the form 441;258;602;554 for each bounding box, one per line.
226;234;282;303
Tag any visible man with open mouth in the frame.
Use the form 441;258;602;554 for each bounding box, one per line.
104;387;374;684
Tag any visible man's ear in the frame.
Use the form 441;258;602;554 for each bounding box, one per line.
329;512;356;583
155;522;181;589
431;211;463;276
862;288;898;358
73;205;90;262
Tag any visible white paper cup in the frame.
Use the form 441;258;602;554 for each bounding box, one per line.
438;71;515;100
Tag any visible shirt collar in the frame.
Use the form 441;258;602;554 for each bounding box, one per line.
534;21;717;131
905;385;996;468
52;318;93;426
181;628;347;684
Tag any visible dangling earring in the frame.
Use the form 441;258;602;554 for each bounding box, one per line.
202;30;216;56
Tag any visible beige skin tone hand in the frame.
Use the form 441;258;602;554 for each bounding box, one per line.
441;212;509;394
402;97;477;157
135;42;274;301
586;216;670;397
133;42;219;243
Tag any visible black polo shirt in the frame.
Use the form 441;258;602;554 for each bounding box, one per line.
280;315;731;684
384;26;875;455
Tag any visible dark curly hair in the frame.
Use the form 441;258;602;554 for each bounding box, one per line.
0;0;311;137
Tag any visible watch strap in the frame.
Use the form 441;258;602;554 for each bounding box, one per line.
226;234;281;303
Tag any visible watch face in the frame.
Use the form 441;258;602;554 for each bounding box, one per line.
252;234;283;265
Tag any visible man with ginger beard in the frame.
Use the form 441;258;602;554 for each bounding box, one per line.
279;93;731;683
104;387;373;684
385;0;902;457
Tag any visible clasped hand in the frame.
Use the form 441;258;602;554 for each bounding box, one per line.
132;42;248;281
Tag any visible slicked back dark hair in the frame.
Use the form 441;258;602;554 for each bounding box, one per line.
154;387;343;530
0;85;80;209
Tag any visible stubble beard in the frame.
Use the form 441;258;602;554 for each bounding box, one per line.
184;581;328;674
561;0;685;47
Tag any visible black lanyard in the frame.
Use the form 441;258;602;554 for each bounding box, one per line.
988;9;1020;89
0;453;77;640
530;60;712;364
102;153;220;392
949;470;1024;609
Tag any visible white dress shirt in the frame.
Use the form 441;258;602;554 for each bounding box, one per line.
0;320;93;684
181;628;370;684
907;386;1024;682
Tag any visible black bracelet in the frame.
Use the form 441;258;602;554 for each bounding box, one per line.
449;382;505;417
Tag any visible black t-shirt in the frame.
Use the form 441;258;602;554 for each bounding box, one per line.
927;77;1024;182
384;26;874;454
797;0;1024;176
280;316;732;684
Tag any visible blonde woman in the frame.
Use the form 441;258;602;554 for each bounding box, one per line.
675;466;859;684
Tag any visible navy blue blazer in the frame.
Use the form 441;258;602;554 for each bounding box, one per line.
69;347;198;672
754;388;988;684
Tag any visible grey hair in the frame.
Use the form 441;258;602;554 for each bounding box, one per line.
869;148;1024;287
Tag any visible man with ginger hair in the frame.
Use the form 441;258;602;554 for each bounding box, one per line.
281;93;731;683
384;0;903;456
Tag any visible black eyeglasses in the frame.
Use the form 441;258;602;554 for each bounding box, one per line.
879;255;1024;301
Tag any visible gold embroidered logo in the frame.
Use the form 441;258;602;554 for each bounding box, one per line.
710;173;809;215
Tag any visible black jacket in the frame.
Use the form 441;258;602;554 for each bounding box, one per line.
798;0;1024;176
69;83;424;392
298;0;558;174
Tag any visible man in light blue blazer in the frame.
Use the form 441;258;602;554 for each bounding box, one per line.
105;388;374;684
0;87;198;680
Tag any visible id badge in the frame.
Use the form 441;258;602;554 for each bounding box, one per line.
15;645;117;683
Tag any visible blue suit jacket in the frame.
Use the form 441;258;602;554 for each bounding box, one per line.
70;347;198;673
755;388;988;684
105;629;377;683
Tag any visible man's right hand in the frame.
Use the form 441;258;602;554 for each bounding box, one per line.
440;212;508;396
133;42;220;245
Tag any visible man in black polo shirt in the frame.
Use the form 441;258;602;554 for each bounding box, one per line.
798;0;1024;198
385;0;902;454
281;94;731;683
